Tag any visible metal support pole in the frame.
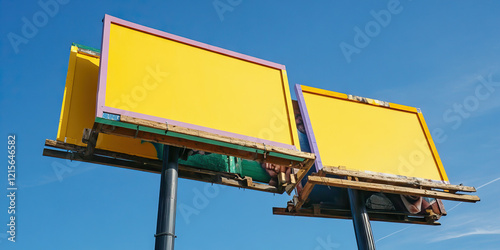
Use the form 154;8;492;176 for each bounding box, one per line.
348;188;376;250
155;145;181;250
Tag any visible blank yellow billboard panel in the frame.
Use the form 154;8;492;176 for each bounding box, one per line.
297;85;448;182
97;15;300;150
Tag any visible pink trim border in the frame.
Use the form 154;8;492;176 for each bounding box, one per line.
96;14;296;151
295;84;324;171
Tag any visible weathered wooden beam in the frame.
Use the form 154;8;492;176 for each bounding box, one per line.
84;123;102;157
94;117;315;192
295;181;315;210
43;148;161;173
272;207;440;226
43;141;282;193
295;158;314;185
120;115;315;160
97;124;297;167
321;166;476;193
294;171;327;210
308;176;480;203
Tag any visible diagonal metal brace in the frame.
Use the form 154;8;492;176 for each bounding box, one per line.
83;123;103;158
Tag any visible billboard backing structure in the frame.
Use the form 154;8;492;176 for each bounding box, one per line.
45;43;309;193
55;45;159;159
46;39;314;194
77;15;316;187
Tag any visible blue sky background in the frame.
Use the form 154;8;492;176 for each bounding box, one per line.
1;0;500;249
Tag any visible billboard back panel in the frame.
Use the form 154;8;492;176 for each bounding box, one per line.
57;45;158;159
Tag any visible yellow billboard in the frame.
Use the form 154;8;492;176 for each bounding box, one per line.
96;15;300;151
53;44;307;193
296;85;448;183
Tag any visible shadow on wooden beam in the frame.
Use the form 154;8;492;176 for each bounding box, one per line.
272;207;441;226
93;116;315;191
43;139;280;194
293;167;479;215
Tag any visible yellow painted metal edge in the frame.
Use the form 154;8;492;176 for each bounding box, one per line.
56;46;78;142
417;112;449;182
388;103;418;113
301;85;418;113
301;85;348;100
281;70;301;151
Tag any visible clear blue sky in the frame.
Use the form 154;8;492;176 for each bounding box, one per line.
1;0;500;249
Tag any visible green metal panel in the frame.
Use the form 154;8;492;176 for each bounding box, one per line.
237;159;271;183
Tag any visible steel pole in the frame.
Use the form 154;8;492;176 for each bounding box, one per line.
155;145;181;250
348;188;376;250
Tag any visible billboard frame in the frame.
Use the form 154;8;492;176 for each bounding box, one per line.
291;84;478;217
48;43;315;195
295;84;449;182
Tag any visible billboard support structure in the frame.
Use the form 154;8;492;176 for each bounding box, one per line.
348;188;376;250
155;146;181;250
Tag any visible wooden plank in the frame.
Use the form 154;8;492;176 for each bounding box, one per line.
295;181;315;210
46;139;162;167
46;139;80;150
43;146;281;194
294;158;314;185
278;172;286;186
95;118;314;198
321;166;476;192
94;117;315;194
285;184;295;195
243;177;253;187
294;170;327;209
272;207;440;226
290;173;296;185
120;115;315;160
43;148;161;173
97;124;300;167
308;176;480;203
47;139;291;194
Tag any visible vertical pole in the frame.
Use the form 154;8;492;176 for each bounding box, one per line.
155;145;181;250
348;188;376;250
